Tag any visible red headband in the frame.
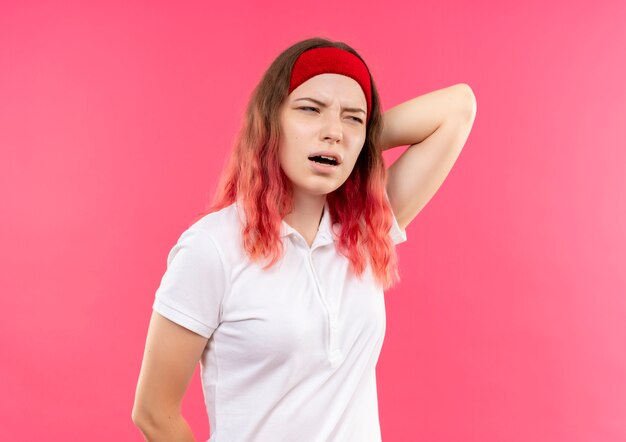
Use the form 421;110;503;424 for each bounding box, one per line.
289;46;372;123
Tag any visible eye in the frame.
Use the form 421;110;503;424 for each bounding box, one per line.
348;116;364;124
298;106;319;113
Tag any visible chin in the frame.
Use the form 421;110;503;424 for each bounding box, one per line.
298;183;337;196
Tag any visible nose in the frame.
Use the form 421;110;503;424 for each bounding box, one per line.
321;113;343;144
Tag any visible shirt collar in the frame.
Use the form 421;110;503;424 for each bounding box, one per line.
280;199;339;245
233;199;339;245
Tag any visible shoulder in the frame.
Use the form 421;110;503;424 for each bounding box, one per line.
183;202;244;263
187;202;240;239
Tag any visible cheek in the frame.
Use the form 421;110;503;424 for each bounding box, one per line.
275;137;286;167
277;138;298;171
279;130;304;158
344;147;364;172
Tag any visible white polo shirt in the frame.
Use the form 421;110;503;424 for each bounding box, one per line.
152;198;407;442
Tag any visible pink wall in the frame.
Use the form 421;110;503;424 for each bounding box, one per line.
2;1;625;440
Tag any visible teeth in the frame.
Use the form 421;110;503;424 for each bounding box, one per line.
317;155;338;164
309;154;339;165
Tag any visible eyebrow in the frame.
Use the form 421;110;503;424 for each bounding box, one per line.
294;97;366;115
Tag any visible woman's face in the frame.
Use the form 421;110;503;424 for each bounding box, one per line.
278;73;367;198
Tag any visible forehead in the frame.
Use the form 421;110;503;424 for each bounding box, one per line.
288;73;366;106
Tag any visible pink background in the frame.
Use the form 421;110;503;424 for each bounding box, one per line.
2;1;625;441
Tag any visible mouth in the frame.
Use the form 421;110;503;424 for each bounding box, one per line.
308;156;339;173
307;154;341;166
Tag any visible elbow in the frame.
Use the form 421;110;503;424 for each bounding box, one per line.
131;405;148;427
131;406;160;439
131;402;157;429
131;403;178;431
131;404;141;423
456;83;477;119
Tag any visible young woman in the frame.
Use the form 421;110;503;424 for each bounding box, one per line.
132;37;476;441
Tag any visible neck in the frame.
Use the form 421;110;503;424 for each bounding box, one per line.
283;193;326;243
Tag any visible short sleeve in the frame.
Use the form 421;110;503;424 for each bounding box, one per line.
152;228;227;339
388;208;408;245
384;189;407;245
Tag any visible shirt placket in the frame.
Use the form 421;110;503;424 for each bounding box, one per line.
303;248;343;367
